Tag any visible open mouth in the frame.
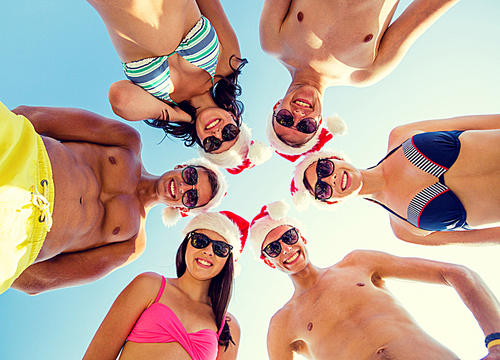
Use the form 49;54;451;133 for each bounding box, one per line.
205;118;221;130
284;250;300;264
341;172;348;191
293;99;312;109
168;179;176;198
196;258;213;267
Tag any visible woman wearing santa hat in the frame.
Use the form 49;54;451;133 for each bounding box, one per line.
291;114;500;247
83;210;249;360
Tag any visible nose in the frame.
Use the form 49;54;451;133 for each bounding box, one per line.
179;182;195;194
203;244;214;257
282;243;293;254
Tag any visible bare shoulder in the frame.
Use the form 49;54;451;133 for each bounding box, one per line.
126;272;164;299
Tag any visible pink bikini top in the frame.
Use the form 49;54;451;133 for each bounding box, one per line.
126;276;224;360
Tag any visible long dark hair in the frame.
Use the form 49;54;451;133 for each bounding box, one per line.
145;55;248;148
176;233;235;349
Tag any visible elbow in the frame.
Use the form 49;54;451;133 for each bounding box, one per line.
442;263;479;287
108;81;134;119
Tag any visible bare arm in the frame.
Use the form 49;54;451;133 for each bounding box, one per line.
352;0;460;85
388;114;500;146
267;312;295;360
390;216;500;246
108;80;193;123
83;272;161;360
216;313;241;360
11;234;145;295
11;105;142;154
195;0;241;73
259;0;292;55
347;250;500;357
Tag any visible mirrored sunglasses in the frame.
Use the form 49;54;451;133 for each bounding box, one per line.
189;232;233;258
202;124;240;153
262;228;299;258
274;109;318;134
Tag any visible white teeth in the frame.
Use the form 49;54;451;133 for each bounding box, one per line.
198;259;212;266
294;100;311;108
170;181;175;197
284;252;299;264
342;173;347;191
206;119;220;130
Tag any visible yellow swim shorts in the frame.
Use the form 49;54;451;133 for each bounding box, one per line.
0;101;54;294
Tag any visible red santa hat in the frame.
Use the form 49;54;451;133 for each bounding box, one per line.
182;210;249;262
248;200;304;264
198;122;272;174
266;110;347;162
291;149;346;211
161;157;228;227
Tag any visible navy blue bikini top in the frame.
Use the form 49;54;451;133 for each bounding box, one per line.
366;130;469;231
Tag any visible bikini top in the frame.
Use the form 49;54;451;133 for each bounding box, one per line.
123;15;220;105
126;276;224;360
365;130;469;231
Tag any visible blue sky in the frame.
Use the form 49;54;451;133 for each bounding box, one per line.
1;1;500;359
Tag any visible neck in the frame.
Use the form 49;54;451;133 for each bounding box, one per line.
289;262;326;296
191;91;217;116
176;271;212;303
289;70;328;95
137;170;162;209
358;165;386;200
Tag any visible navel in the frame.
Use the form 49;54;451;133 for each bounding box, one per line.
113;227;120;235
307;322;313;331
297;12;304;22
109;156;116;165
79;197;83;205
357;282;365;287
364;34;373;43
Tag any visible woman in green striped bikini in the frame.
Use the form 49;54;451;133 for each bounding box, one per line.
87;0;267;171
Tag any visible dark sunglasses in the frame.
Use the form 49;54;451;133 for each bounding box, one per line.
189;232;233;258
274;109;318;134
181;166;199;208
314;158;335;201
262;228;299;258
202;124;240;153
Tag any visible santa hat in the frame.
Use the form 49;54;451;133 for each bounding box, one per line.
248;200;304;261
291;149;346;211
198;122;272;174
182;210;249;262
266;111;347;162
162;157;228;227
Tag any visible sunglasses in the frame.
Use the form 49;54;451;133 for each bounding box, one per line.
189;232;233;258
181;166;199;208
274;109;318;134
202;124;240;153
314;158;335;201
262;228;299;258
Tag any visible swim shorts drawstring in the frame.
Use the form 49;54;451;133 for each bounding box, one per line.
30;179;52;232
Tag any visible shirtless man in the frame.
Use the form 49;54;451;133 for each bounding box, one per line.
261;0;460;157
0;101;226;295
248;201;500;360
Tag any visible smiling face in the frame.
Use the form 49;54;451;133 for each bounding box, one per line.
185;229;230;281
304;158;363;202
157;166;213;209
195;108;240;154
262;225;308;274
273;85;322;147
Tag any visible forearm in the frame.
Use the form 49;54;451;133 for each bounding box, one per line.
445;265;500;336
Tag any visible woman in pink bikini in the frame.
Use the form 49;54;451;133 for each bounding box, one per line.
83;211;249;360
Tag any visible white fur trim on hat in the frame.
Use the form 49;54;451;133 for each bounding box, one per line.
161;157;228;227
182;212;244;260
266;111;347;156
198;122;252;168
292;149;346;212
248;200;305;258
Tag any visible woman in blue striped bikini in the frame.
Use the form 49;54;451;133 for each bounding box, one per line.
87;0;267;170
291;114;500;246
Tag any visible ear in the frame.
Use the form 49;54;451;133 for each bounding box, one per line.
301;236;307;245
273;100;282;111
264;258;276;269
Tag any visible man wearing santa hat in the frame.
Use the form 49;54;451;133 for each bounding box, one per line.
1;102;227;295
248;200;500;360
